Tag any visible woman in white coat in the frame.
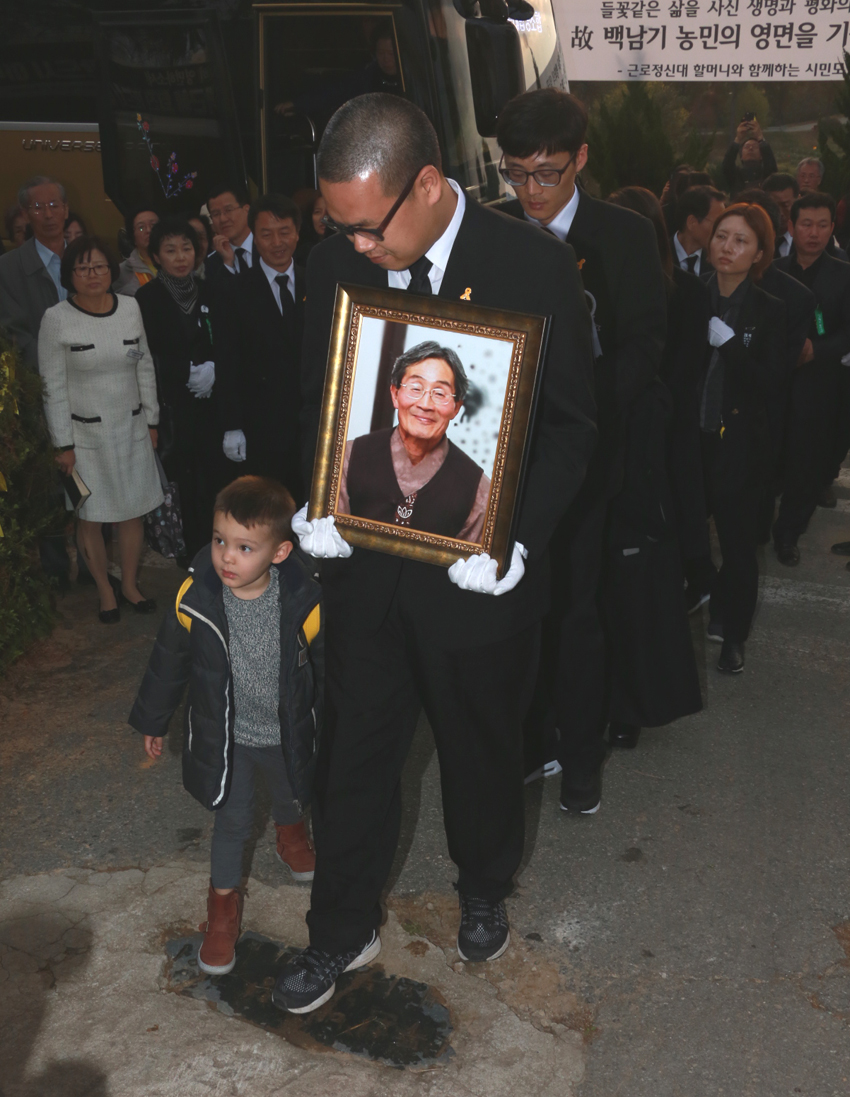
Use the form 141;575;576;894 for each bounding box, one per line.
38;236;164;623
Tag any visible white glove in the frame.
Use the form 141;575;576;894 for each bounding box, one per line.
708;317;735;347
447;541;527;596
223;429;247;462
187;360;215;398
292;504;353;559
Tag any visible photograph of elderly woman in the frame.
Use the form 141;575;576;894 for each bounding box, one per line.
336;318;516;545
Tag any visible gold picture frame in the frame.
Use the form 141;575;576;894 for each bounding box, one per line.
308;283;548;574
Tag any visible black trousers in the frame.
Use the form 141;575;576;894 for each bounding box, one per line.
774;361;841;543
306;567;539;953
523;484;609;777
702;433;760;644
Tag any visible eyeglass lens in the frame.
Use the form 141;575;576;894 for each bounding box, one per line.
400;382;455;405
74;264;110;276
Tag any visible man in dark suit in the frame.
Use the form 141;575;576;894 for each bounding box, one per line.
213;193;305;500
271;93;596;1014
0;175;68;370
773;192;850;562
204;183;254;288
671;185;726;278
496;89;667;778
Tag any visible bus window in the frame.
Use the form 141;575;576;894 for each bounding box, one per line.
257;11;404;195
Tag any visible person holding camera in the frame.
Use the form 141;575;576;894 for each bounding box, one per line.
722;115;778;198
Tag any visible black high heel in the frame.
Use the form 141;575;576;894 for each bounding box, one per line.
108;572;157;615
99;574;120;624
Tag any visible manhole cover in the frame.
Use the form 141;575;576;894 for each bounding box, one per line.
164;931;454;1068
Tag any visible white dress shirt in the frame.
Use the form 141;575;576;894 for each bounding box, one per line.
673;232;704;275
225;231;254;274
388;178;466;294
777;230;793;258
522;183;580;241
260;256;295;312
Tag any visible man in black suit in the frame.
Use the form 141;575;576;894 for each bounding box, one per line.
213;193;305;500
773;192;850;562
496;88;667;781
205;183;254;287
671;185;726;277
271;93;596;1014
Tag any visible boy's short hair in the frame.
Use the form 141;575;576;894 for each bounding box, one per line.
214;477;296;545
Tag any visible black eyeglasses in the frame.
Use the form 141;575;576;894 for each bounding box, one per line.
498;154;575;189
320;172;418;241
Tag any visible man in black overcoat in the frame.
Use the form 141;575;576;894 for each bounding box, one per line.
213;193;305;501
773;192;850;564
271;93;596;1014
496;89;668;777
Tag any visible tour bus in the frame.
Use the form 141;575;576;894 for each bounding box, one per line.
0;0;566;239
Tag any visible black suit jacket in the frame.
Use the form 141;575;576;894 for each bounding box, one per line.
670;235;714;279
761;264;816;378
204;240;255;291
704;275;787;480
301;195;597;645
213;260;305;452
774;251;850;369
503;192;667;497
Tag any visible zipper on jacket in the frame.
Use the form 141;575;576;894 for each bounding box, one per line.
179;602;233;808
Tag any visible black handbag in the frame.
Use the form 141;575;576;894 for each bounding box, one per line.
144;451;186;559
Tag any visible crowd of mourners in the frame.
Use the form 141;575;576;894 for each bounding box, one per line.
1;87;849;1015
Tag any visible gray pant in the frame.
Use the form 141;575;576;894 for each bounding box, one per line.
210;742;301;889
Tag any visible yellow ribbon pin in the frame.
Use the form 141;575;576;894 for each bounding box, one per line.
460;287;472;301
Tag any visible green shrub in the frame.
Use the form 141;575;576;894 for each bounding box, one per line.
0;335;63;674
586;83;676;197
818;51;850;199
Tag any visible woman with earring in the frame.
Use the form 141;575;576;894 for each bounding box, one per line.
38;236;163;622
701;204;786;673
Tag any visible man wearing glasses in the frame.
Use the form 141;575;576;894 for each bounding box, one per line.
272;92;595;1016
337;340;490;541
0;175;69;370
496;89;667;794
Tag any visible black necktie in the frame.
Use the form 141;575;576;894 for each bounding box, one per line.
275;274;296;322
406;255;433;295
686;254;698;274
235;246;247;271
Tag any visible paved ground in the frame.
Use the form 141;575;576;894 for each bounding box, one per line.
1;479;849;1095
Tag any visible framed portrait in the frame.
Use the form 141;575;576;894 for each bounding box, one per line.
309;284;549;574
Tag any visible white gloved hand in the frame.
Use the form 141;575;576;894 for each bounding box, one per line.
292;504;353;559
223;429;247;462
447;541;527;596
187;360;215;398
708;317;735;347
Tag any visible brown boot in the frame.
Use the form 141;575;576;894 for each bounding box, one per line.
198;885;243;975
275;820;315;881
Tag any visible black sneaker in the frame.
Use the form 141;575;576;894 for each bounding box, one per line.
456;895;510;962
717;639;744;674
560;764;602;814
271;931;381;1014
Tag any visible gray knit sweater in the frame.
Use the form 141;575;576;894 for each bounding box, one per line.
222;567;281;748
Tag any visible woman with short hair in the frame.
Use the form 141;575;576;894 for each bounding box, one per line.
136;216;222;561
38;235;163;622
701;203;786;673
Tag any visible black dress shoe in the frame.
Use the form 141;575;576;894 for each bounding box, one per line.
717;639;744;673
109;573;157;614
98;607;120;624
608;722;641;749
831;540;850;556
560;765;602;814
775;539;800;567
817;486;837;508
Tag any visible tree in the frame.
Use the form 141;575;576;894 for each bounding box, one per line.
818;51;850;200
586;82;675;196
0;336;62;674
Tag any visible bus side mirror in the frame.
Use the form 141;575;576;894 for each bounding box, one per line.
465;18;525;138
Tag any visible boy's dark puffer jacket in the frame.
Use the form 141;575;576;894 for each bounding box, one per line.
129;545;323;812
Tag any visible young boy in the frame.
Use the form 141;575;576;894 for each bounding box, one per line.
130;476;323;975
